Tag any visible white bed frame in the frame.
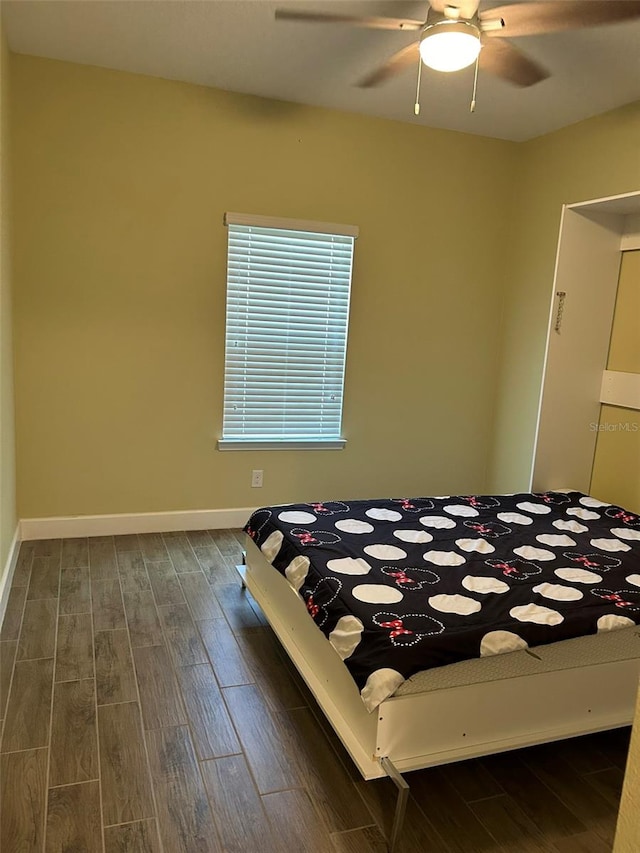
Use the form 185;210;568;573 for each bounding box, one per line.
241;538;640;849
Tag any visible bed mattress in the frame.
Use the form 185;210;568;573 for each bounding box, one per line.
245;492;640;710
396;624;640;695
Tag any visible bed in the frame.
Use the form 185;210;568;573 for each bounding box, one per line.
239;491;640;850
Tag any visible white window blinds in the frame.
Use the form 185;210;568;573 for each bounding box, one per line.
220;214;357;449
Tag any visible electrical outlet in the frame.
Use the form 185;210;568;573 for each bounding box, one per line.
251;469;263;488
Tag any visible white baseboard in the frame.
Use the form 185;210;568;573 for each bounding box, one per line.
0;527;21;628
20;507;257;541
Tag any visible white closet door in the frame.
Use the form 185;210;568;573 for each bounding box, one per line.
531;207;623;493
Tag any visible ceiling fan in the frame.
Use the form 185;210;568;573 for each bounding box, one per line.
275;1;640;89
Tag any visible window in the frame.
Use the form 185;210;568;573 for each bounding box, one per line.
219;212;358;450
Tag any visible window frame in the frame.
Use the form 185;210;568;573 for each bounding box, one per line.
218;212;358;452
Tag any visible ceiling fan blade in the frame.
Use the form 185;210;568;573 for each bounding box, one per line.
481;1;640;38
358;42;420;87
479;40;550;87
275;9;424;31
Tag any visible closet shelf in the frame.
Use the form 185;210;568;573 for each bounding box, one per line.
600;370;640;411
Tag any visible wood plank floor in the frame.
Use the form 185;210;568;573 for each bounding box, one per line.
0;530;630;852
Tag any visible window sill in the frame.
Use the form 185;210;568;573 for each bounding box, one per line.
217;439;346;451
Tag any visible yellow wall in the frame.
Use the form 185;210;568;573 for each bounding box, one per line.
11;55;518;518
10;54;640;520
605;251;640;375
488;102;640;492
0;19;17;567
614;679;640;853
590;251;640;513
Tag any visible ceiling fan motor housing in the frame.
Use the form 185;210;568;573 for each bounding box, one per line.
420;17;483;72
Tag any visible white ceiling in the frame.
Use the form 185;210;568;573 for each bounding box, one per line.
3;0;640;141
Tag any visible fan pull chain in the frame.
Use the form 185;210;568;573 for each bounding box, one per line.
414;55;423;116
470;53;480;113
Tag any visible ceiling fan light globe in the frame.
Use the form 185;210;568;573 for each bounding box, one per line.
419;22;481;73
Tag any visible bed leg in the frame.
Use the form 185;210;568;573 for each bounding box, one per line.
235;561;247;590
380;756;409;853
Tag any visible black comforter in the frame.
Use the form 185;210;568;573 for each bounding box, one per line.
245;492;640;710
